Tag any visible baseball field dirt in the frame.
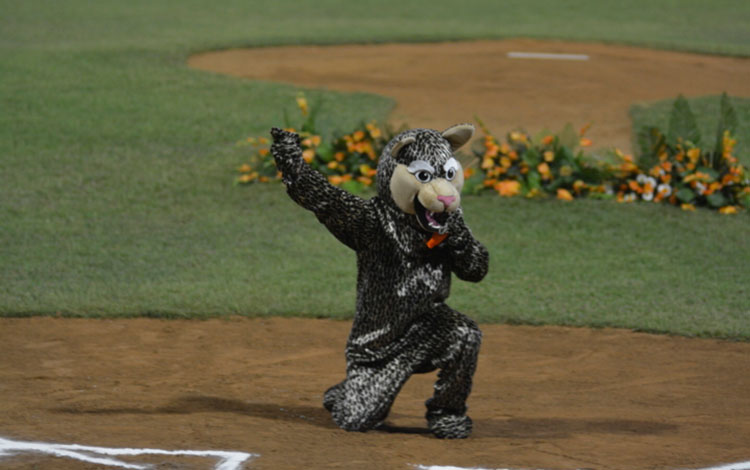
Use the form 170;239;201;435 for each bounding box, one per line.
2;40;749;470
1;317;749;470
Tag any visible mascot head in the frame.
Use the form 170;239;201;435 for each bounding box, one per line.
377;124;475;234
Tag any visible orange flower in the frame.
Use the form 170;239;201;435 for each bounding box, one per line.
366;122;382;139
238;164;253;173
328;175;343;185
295;94;309;116
302;149;315;163
357;176;373;186
494;180;521;197
542;135;555;146
464;167;475;178
500;156;512;168
681;203;696;211
573;180;586;194
537;162;551;179
719;206;738;215
579;138;592;147
557;188;574;201
258;148;269;157
238;172;258;183
359;164;377;177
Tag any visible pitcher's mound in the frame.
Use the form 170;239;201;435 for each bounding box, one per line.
189;39;750;152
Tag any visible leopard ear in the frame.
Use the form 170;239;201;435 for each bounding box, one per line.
390;136;416;159
441;123;475;151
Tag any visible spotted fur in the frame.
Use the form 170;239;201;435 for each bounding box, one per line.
270;126;488;438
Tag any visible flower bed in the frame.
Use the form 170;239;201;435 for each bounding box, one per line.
238;93;749;214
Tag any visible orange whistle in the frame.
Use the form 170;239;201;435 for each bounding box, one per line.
426;232;448;249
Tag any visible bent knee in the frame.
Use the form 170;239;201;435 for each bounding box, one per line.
457;322;482;351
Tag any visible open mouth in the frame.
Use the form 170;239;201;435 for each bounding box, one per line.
414;197;449;233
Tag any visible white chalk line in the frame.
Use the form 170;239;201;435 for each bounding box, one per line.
412;462;750;470
0;436;257;470
507;51;589;61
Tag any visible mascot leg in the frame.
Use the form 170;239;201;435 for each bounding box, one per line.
326;306;481;438
330;359;412;432
422;306;482;439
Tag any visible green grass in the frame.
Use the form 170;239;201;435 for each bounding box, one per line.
1;0;749;339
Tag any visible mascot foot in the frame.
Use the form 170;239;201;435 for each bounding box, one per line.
427;412;473;439
323;382;344;412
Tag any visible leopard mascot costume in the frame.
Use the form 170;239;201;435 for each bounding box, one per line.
270;123;488;439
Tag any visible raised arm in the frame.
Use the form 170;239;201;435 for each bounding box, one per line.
442;209;489;282
270;127;372;251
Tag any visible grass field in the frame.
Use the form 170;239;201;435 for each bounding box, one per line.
1;1;749;339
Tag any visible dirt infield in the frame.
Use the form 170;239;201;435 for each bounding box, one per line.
188;39;750;153
1;317;749;470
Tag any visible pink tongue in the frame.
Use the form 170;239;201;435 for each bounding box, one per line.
425;211;438;225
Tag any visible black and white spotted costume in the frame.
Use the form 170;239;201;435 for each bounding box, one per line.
270;124;489;439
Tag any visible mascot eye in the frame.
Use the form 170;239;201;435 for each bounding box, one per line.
445;168;457;181
415;170;433;183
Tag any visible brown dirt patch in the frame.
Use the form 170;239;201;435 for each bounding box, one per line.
189;39;750;152
2;317;749;469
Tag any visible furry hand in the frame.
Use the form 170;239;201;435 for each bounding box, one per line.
444;209;473;247
270;127;303;173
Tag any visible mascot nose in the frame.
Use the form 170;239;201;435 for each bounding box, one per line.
437;195;455;209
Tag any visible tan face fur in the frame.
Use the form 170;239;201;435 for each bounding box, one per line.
389;159;464;215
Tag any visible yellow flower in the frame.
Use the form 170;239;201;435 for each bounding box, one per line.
722;130;737;159
296;94;309;116
556;188;574;201
238;164;253;173
573;180;586;194
352;130;366;142
500;156;512;168
334;152;345;162
543;150;555;162
719;206;738;215
560;165;573;177
494;180;521;197
509;131;527;143
327;161;338;170
681;203;696;211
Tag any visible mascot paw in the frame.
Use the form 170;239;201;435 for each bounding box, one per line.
270;127;300;145
323;382;344;412
270;127;303;168
427;413;473;439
